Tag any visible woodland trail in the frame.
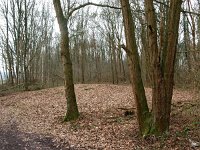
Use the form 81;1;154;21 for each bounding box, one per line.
0;122;71;150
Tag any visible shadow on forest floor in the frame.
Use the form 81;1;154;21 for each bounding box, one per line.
0;122;72;150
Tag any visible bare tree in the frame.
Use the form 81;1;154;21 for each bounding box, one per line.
53;0;120;121
120;0;182;135
53;0;79;121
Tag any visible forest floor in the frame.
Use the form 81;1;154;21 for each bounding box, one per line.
0;84;199;150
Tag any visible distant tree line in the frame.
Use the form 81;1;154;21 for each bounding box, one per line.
0;0;199;89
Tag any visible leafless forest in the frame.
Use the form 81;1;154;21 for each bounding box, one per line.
0;0;199;149
0;0;199;88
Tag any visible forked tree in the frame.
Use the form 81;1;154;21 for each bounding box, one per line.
120;0;182;136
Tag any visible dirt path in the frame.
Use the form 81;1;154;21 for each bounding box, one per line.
0;123;71;150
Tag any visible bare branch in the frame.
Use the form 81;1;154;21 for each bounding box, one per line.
120;44;132;56
182;10;200;16
67;2;121;20
154;0;200;16
177;50;200;53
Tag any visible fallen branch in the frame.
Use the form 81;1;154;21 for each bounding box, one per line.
117;107;135;111
117;107;135;116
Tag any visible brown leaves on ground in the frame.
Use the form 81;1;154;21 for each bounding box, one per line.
0;84;199;149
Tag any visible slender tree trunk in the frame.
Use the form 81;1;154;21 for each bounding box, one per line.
120;0;152;136
81;39;85;83
53;0;79;121
120;50;126;81
111;37;118;84
109;37;115;84
188;1;197;64
162;0;182;132
24;0;28;90
16;0;22;85
5;1;14;85
0;71;3;85
183;14;191;72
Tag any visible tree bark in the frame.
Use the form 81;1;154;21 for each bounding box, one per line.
0;71;3;85
53;0;79;121
162;0;182;132
120;0;152;136
5;1;14;85
24;0;28;90
121;0;182;136
145;0;182;133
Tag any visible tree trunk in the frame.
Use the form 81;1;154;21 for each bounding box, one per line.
120;0;152;136
109;36;115;84
5;1;14;85
162;0;182;132
81;39;85;84
0;71;3;85
145;0;182;133
183;14;191;71
53;0;79;121
24;0;28;90
111;36;118;84
121;0;182;136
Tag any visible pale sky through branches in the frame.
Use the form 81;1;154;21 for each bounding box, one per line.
0;0;106;74
0;0;198;79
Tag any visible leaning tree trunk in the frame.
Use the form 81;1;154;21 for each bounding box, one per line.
53;0;79;121
120;0;152;136
120;0;182;136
